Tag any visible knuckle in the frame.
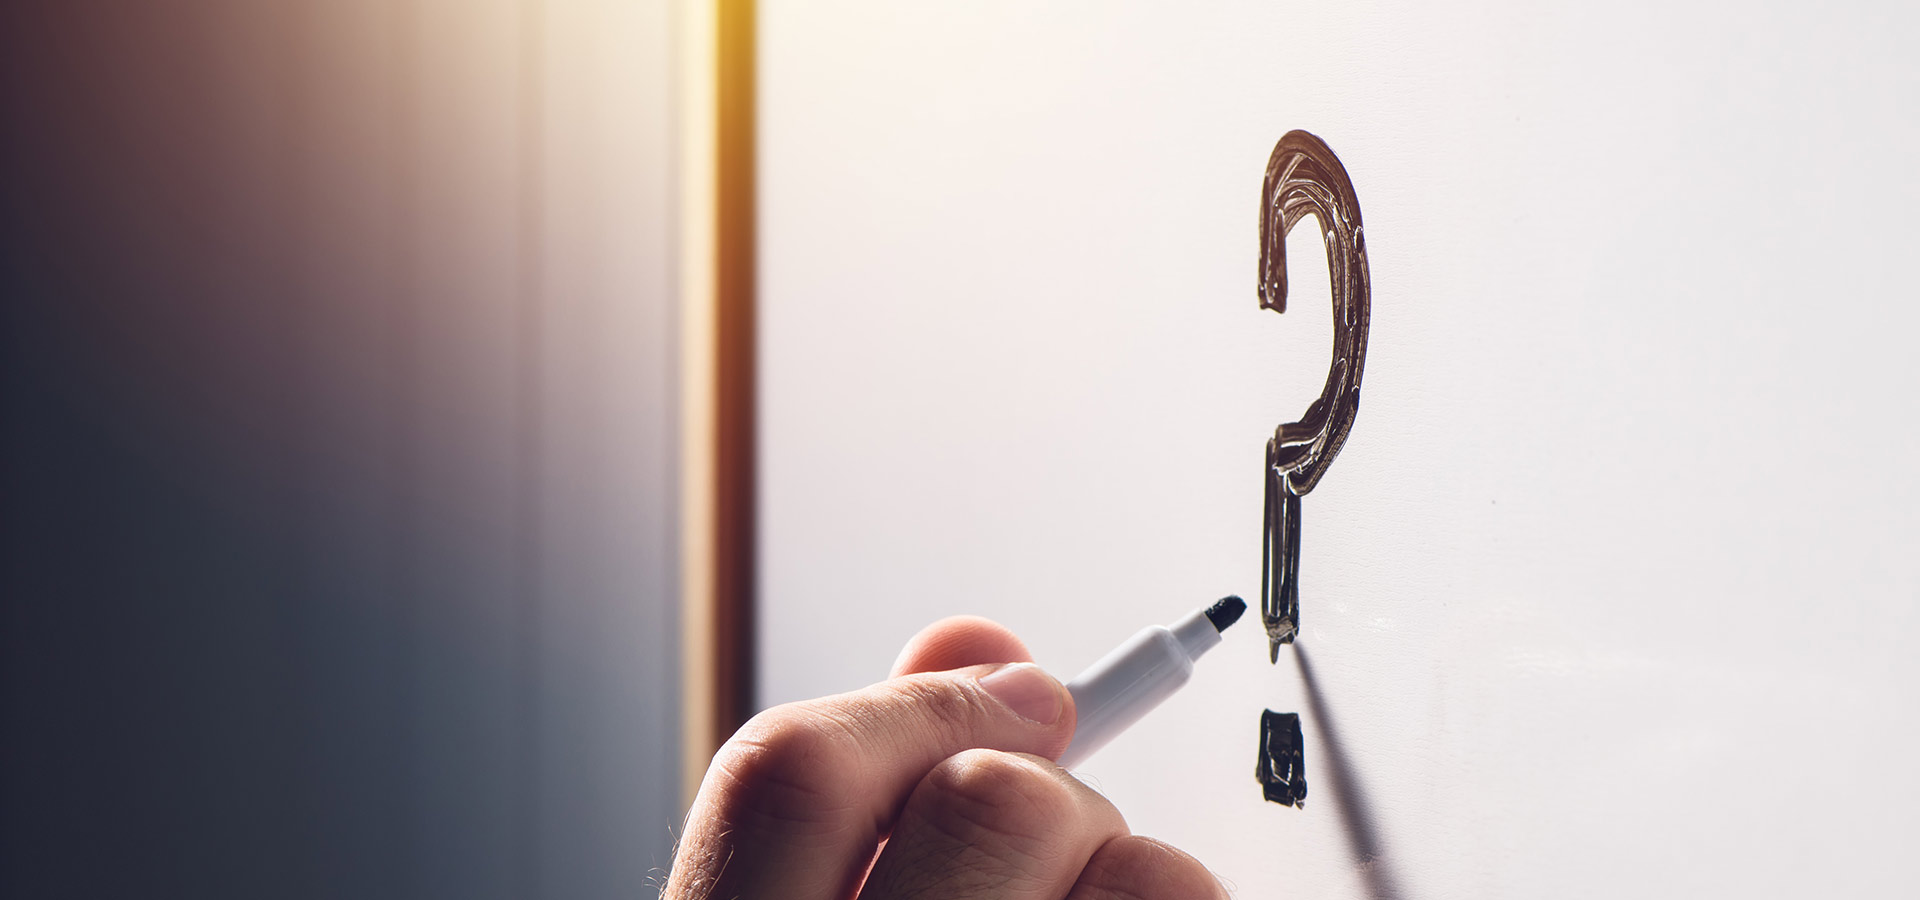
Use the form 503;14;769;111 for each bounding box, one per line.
707;704;860;828
886;675;991;743
1073;836;1228;900
916;749;1077;847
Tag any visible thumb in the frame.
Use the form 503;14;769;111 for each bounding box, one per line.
708;662;1079;837
674;663;1077;899
814;661;1078;770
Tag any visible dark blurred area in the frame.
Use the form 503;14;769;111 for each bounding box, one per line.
2;3;682;896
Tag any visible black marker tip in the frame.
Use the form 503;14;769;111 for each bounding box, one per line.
1205;595;1247;633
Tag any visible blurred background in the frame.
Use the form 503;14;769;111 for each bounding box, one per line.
3;2;687;896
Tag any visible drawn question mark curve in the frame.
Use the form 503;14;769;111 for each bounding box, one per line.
1259;129;1371;661
1254;132;1369;808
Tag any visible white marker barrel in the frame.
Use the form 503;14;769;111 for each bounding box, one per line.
1056;606;1226;770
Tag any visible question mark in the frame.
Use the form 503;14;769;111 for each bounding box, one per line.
1259;129;1371;659
1255;130;1370;807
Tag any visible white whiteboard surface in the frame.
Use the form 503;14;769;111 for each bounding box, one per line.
759;3;1920;896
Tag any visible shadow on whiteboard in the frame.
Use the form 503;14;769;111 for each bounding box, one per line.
1296;646;1408;900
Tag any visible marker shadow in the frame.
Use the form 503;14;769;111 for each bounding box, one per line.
1294;645;1408;900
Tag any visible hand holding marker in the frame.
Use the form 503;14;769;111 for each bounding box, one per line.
664;603;1248;899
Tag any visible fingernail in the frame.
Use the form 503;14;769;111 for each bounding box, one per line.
978;663;1063;725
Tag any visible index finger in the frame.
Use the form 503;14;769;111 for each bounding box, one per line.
890;615;1035;677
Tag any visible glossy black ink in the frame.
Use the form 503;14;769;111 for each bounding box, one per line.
1262;482;1302;653
1257;710;1309;807
1258;130;1371;660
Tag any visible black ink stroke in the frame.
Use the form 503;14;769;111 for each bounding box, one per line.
1259;130;1371;661
1256;710;1309;808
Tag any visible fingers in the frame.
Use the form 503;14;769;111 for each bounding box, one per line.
665;663;1078;900
858;750;1127;900
891;615;1034;677
1064;835;1232;900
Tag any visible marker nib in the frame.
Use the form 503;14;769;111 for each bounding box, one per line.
1205;595;1247;633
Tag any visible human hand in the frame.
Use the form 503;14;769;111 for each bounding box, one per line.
664;616;1228;899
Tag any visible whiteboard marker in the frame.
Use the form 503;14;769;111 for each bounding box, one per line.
1056;596;1246;770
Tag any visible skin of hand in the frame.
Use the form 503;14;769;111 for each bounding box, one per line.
663;616;1230;900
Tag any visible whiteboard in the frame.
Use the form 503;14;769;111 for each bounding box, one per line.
758;2;1920;896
